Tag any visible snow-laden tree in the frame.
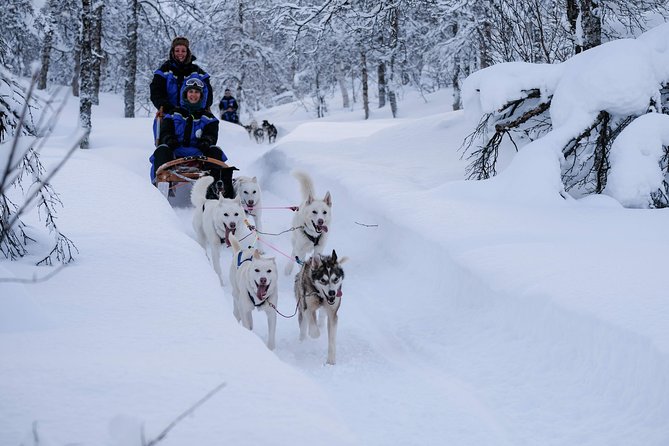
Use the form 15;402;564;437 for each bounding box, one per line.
0;0;40;76
461;24;669;208
33;0;82;92
1;69;79;265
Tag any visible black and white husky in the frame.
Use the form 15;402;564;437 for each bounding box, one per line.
295;250;347;365
191;176;246;286
228;233;279;350
284;171;332;275
233;175;263;233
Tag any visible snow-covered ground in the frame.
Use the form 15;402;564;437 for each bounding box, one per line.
2;57;669;445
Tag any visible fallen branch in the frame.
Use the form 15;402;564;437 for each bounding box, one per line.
144;381;227;446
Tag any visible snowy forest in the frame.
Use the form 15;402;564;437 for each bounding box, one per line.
2;0;669;261
2;0;668;119
4;2;669;444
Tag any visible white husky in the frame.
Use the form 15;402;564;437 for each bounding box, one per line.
284;171;332;275
191;176;246;286
228;233;279;350
233;175;263;233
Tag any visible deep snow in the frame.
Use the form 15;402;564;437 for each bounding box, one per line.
2;54;669;445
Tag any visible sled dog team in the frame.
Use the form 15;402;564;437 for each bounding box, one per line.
190;171;347;365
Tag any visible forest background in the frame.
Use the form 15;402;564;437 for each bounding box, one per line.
3;0;668;129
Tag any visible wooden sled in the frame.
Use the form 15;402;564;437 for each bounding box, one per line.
155;155;231;184
154;156;236;203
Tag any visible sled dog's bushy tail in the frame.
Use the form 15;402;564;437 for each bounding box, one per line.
292;170;315;201
191;176;215;208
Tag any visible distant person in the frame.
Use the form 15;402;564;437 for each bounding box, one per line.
150;36;213;114
150;78;234;199
218;88;239;124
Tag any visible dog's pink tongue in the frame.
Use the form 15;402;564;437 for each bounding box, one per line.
320;225;328;233
224;226;236;247
336;287;342;297
256;284;269;301
224;227;232;247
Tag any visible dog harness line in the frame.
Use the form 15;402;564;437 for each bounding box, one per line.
237;252;252;268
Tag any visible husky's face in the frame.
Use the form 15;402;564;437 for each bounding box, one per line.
303;192;332;234
248;254;277;302
214;197;245;245
310;250;346;305
236;177;261;209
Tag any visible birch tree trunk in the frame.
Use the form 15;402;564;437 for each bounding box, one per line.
567;0;601;54
72;36;81;97
79;0;94;149
361;51;369;120
37;30;54;90
452;60;461;111
377;62;386;108
387;7;399;118
123;0;139;117
38;0;58;90
337;62;350;109
90;1;104;105
580;0;601;52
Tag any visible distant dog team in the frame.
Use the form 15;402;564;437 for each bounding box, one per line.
244;119;277;144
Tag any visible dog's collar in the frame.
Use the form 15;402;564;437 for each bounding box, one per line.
302;229;322;246
247;291;266;307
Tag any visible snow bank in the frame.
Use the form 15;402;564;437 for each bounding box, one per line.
605;113;669;207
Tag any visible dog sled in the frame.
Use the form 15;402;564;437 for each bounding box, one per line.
154;155;231;184
154;155;237;204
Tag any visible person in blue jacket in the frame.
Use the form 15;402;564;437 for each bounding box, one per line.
218;88;239;123
151;78;235;199
150;36;213;113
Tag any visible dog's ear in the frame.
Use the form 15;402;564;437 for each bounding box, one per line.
324;191;332;207
310;256;321;268
251;176;258;183
235;195;242;205
331;249;337;262
252;249;261;259
338;256;349;264
306;194;314;205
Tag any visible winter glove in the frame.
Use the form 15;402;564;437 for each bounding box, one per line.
198;137;212;152
165;136;179;150
161;104;174;115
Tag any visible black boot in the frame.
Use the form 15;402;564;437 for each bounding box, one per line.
219;166;237;199
205;166;238;199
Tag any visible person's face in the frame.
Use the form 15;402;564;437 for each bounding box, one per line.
225;90;231;97
186;89;201;104
173;45;187;62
